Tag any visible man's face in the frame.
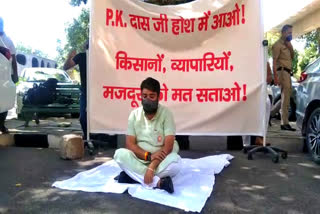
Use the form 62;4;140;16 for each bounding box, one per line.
141;88;158;101
283;28;292;38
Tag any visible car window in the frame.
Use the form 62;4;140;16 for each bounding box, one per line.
306;58;320;74
25;69;72;83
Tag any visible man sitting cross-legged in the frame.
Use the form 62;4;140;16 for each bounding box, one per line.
114;77;182;194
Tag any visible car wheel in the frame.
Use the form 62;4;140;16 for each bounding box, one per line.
305;107;320;164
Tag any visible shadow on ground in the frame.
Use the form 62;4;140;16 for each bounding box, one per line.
1;146;320;214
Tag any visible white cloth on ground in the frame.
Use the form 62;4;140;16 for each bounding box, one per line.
52;154;233;213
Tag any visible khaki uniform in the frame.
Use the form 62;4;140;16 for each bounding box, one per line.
272;39;293;125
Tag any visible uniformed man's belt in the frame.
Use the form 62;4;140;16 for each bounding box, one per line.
277;67;291;73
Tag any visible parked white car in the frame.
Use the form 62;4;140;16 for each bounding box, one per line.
16;68;81;119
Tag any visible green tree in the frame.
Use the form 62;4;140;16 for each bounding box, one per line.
16;43;49;58
69;0;87;7
55;39;66;68
65;8;89;53
292;49;299;75
297;28;320;73
298;43;318;72
266;32;280;57
55;8;89;68
299;28;320;52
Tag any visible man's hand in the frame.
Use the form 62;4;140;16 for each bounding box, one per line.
11;55;18;83
68;50;77;59
63;50;77;71
11;75;18;83
151;150;167;162
285;41;293;49
144;168;154;184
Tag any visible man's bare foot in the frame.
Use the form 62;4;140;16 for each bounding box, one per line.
255;137;270;146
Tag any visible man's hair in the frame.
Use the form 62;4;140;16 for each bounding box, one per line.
281;24;293;33
140;77;161;96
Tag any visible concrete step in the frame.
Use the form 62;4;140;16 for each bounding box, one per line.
2;118;304;154
0;134;15;147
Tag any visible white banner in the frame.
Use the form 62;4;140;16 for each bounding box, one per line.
89;0;265;135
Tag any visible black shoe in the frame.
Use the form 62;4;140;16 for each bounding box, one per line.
281;124;296;131
0;126;9;134
114;171;139;184
159;177;174;193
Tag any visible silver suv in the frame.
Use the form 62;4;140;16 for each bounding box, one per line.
296;57;320;164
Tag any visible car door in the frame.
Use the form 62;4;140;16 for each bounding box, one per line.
296;58;320;126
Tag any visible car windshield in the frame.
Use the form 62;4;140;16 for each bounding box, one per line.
24;69;72;83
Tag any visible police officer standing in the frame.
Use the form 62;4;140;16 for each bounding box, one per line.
272;24;296;131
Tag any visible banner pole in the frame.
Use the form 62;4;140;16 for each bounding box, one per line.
85;47;94;155
86;48;90;143
262;40;268;147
